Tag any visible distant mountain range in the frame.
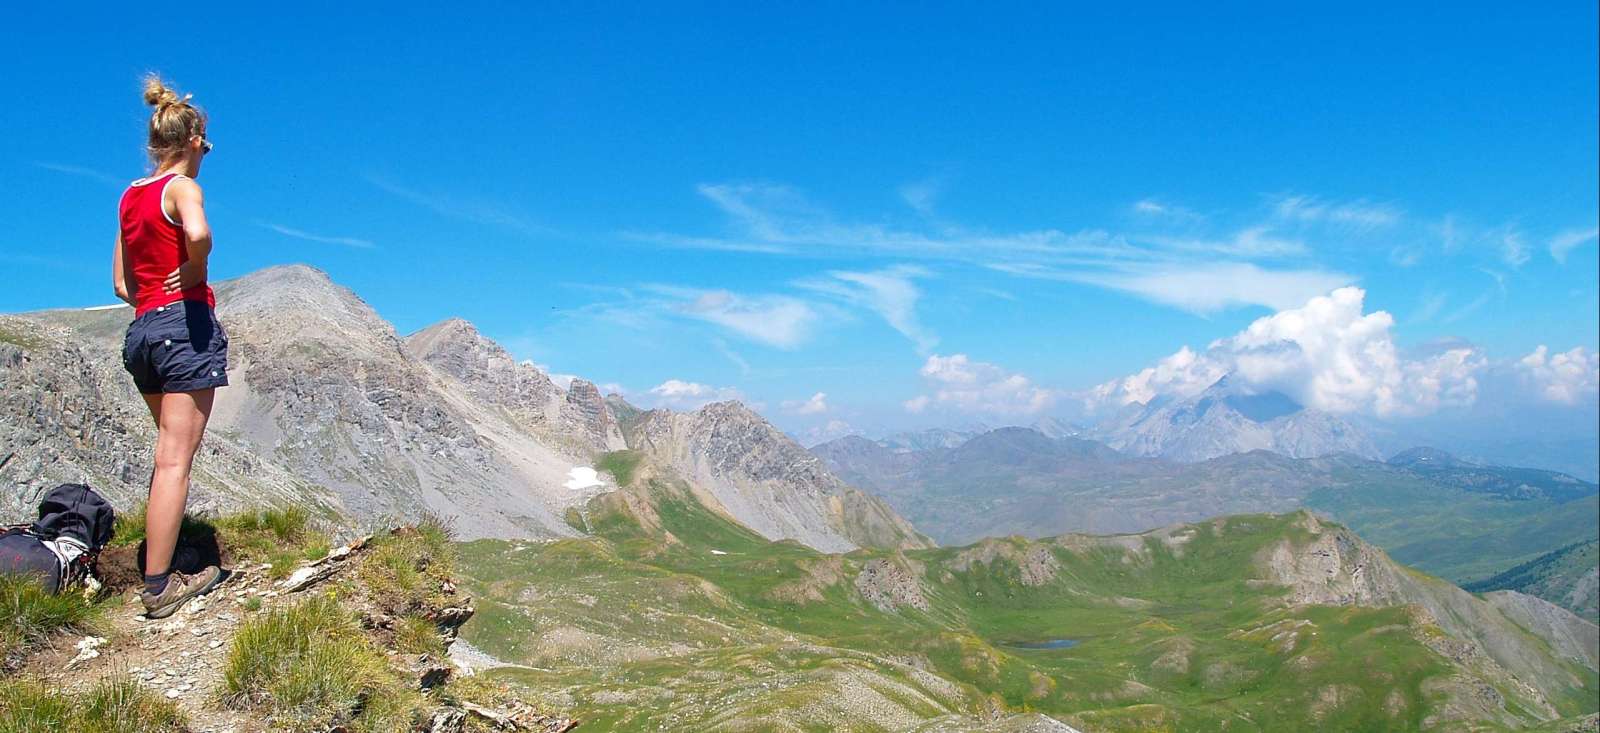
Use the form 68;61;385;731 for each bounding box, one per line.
813;426;1600;618
1090;375;1382;462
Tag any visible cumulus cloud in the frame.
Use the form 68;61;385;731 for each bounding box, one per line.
1091;287;1485;417
907;354;1060;415
783;392;830;415
1549;227;1599;264
1516;346;1600;404
644;379;744;411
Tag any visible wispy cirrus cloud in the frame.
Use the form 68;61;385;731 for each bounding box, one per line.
797;265;938;352
988;261;1352;313
629;183;1352;314
1549;227;1599;264
644;284;819;349
365;174;554;237
35;162;122;186
256;221;376;249
1270;194;1403;230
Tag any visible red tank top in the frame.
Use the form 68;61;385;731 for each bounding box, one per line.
119;173;215;316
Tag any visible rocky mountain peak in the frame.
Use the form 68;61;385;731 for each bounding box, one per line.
629;400;929;552
1096;374;1379;463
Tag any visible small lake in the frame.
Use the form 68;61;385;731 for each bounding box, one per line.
1002;639;1080;650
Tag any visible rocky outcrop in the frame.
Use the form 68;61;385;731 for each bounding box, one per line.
1255;512;1598;722
404;318;625;456
627;401;930;552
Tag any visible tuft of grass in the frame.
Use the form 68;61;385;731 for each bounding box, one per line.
221;593;423;732
0;674;186;733
0;574;101;664
357;524;458;617
393;614;445;656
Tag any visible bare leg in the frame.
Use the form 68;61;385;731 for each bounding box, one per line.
143;389;214;577
141;393;162;426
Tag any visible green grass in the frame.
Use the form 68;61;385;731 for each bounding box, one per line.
454;485;1599;732
597;450;644;487
0;574;102;665
393;614;446;656
356;519;457;617
0;675;186;733
113;504;330;579
221;593;424;733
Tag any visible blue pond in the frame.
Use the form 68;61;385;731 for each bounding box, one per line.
1003;639;1080;650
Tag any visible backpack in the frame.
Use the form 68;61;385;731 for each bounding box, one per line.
0;483;116;594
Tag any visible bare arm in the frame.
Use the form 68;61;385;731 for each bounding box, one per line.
112;229;135;306
163;177;212;293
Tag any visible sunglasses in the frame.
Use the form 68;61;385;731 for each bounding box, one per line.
195;134;213;154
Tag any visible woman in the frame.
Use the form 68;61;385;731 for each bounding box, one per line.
112;75;227;619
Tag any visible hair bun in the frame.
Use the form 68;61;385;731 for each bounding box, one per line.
142;74;181;108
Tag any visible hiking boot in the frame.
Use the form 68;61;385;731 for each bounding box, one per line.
140;566;227;619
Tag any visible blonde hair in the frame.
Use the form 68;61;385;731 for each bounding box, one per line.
142;74;206;167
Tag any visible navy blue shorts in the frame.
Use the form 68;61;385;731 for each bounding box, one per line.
122;300;229;394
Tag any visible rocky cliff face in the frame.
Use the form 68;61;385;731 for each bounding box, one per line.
628;401;931;552
0;314;342;519
404;318;625;456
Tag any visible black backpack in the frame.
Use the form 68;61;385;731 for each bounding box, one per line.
0;483;116;593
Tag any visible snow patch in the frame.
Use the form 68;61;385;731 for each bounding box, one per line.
563;466;603;491
710;549;728;555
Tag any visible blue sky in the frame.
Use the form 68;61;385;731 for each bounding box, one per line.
2;3;1596;440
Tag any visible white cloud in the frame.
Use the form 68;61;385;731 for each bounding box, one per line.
644;379;744;411
657;287;817;349
908;354;1060;416
35;161;122;186
630;183;1352;316
1272;195;1402;229
799;266;937;352
1131;198;1203;222
1499;229;1530;268
1516;346;1600;404
256;221;376;249
783;392;829;415
1549;227;1599;264
1091;287;1485;417
1050;262;1355;313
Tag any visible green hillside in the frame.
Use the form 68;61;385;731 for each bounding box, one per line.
456;473;1599;732
1465;540;1600;624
